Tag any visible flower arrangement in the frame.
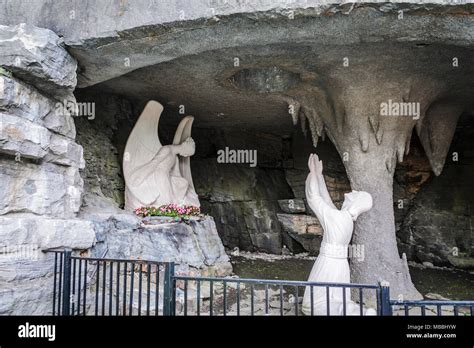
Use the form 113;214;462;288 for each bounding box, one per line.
134;204;201;218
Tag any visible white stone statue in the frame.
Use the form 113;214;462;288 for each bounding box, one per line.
123;100;200;211
302;154;376;315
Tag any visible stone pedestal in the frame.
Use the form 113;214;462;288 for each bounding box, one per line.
92;214;232;277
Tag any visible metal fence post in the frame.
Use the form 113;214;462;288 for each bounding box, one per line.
379;281;392;316
62;250;72;316
163;262;175;316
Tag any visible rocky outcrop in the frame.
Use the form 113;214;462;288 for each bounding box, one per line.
0;23;77;102
0;25;83;218
0;24;89;315
81;206;232;277
0;215;96;315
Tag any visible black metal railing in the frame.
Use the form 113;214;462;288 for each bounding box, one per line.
172;275;381;316
389;300;474;316
51;251;474;316
51;250;175;316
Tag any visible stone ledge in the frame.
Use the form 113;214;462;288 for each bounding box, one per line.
94;215;232;276
0;215;96;251
0;113;84;167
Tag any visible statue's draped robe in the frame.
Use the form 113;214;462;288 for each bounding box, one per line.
302;190;375;315
125;146;198;210
123;100;200;211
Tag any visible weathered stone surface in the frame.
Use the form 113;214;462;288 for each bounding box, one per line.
0;112;50;159
0;215;96;251
202;200;284;255
0;23;77;101
191;157;293;254
398;115;474;269
277;214;322;235
0;75;76;138
277;213;323;255
45;132;84;168
0;159;83;217
0;113;83;167
74;90;137;208
93;216;231;273
0;215;96;315
278;199;306;214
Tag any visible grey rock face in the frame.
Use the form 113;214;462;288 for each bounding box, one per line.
277;213;323;254
0;75;76;139
398;117;474;269
0;112;50;159
0;159;83;217
0;26;84;219
0;215;96;251
0;112;84;167
278;199;306;214
93;215;232;275
0;23;77;101
0;215;96;315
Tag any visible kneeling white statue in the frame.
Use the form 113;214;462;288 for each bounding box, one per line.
123;101;200;211
302;154;376;316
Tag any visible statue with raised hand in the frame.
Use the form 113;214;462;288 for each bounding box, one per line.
302;154;376;315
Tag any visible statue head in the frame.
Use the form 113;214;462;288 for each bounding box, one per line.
341;190;373;221
178;137;196;157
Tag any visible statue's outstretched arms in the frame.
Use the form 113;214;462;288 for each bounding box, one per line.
306;154;337;219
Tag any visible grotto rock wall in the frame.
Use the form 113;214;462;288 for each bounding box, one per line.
0;24;97;314
398;114;474;269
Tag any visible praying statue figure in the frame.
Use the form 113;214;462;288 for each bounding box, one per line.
302;154;376;315
123;101;200;211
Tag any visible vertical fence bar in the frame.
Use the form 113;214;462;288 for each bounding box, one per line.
123;262;128;316
250;284;254;316
129;263;135;316
71;259;76;315
109;262;113;315
116;262;120;315
77;259;82;316
138;264;143;316
58;252;63;315
184;279;188;316
280;285;284;316
83;260;87;315
61;250;72;316
265;284;269;315
146;264;151;316
223;281;227;316
196;280;201;316
154;264;159;316
163;262;175;316
236;282;240;316
95;261;100;316
326;286;330;315
342;286;346;316
171;266;176;316
52;252;58;316
101;261;106;316
379;281;392;316
209;281;213;316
